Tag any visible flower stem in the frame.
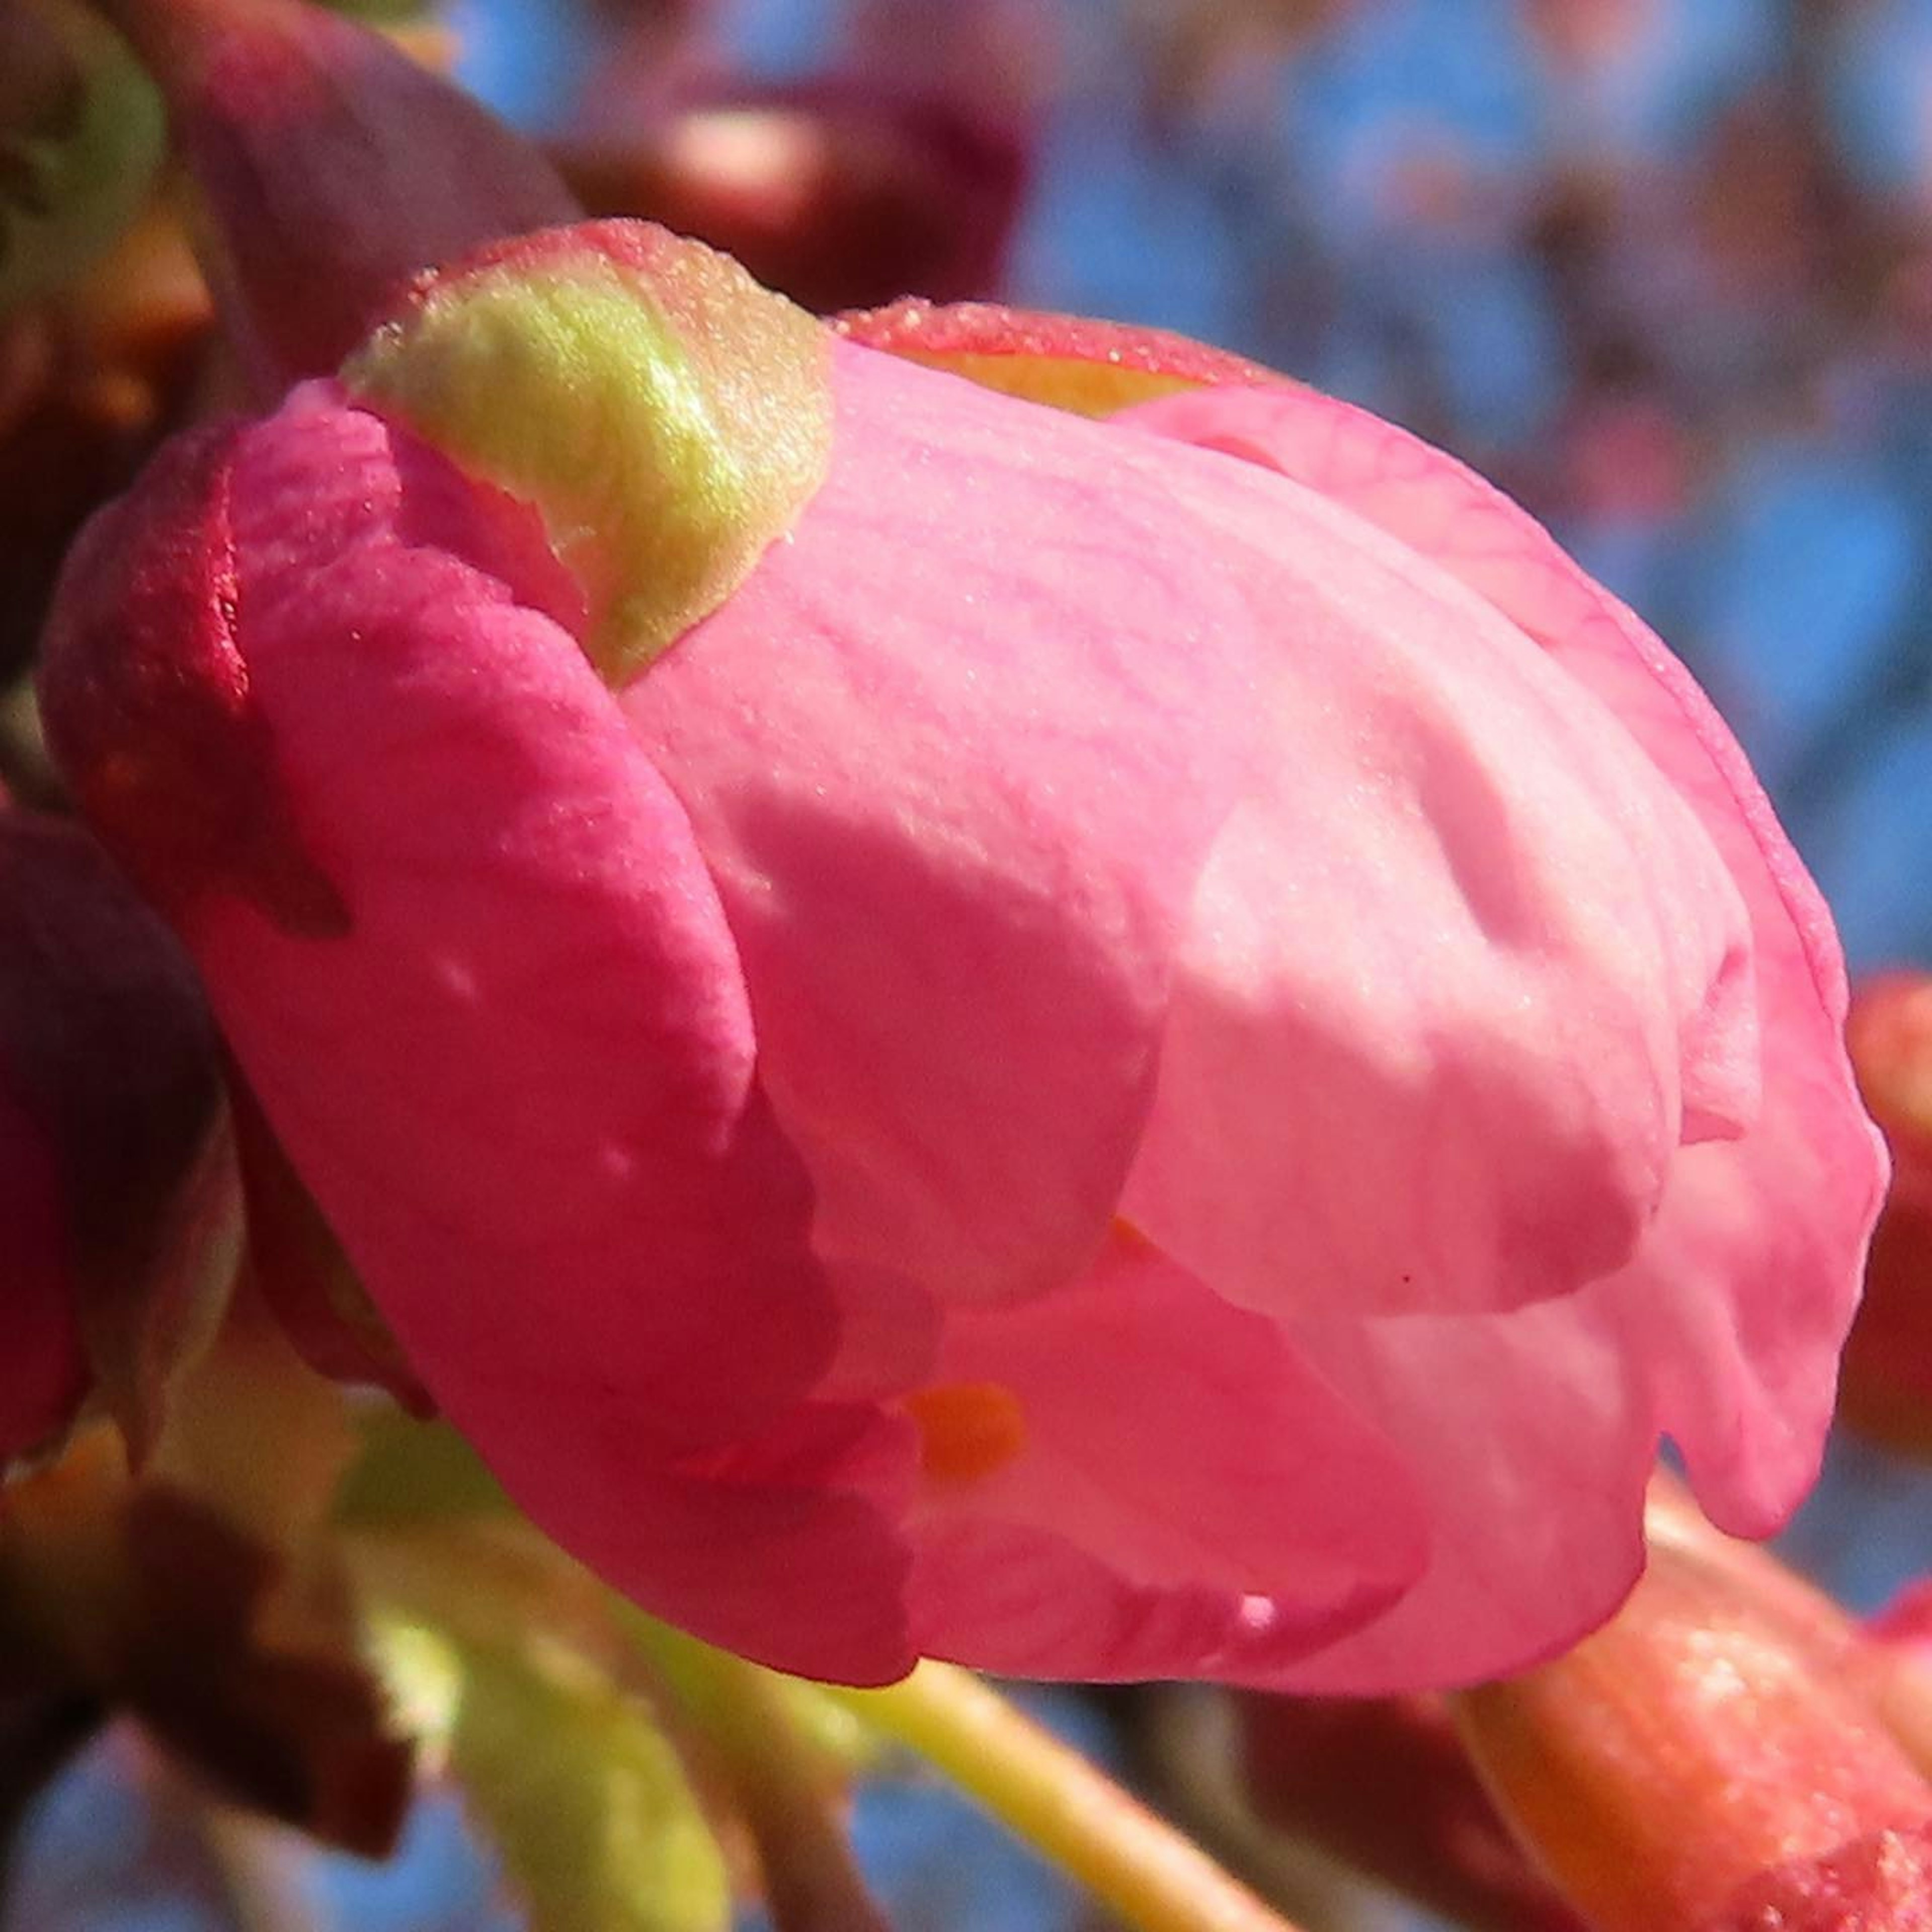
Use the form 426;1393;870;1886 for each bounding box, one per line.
825;1664;1309;1932
633;1625;893;1932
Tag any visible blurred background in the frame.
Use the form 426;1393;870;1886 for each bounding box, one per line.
14;0;1932;1926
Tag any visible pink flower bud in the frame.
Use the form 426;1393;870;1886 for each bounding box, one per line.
39;221;1885;1689
1457;1487;1932;1932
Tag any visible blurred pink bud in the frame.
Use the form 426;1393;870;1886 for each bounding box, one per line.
0;807;221;1463
90;0;577;389
1457;1485;1932;1932
1837;974;1932;1454
39;224;1883;1689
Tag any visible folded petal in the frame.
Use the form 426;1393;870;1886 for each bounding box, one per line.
44;387;877;1489
1116;380;1886;1688
1102;407;1756;1327
623;342;1263;1305
524;1396;920;1684
901;1231;1428;1681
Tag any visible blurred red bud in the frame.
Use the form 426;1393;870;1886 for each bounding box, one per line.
1839;974;1932;1455
1696;1824;1932;1932
0;809;224;1464
556;76;1028;312
1240;1691;1583;1931
1454;1482;1932;1932
89;0;577;388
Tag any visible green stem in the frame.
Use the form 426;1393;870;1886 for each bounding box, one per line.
633;1625;892;1932
825;1664;1308;1932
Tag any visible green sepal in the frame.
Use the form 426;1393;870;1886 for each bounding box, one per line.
0;0;164;313
345;222;832;687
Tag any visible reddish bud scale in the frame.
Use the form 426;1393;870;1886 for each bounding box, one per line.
89;0;578;389
1840;975;1932;1454
0;811;221;1461
38;425;348;938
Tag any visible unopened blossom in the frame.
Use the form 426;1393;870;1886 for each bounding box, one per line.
39;218;1884;1689
1456;1483;1932;1932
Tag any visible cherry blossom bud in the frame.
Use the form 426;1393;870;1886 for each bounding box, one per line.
1456;1486;1932;1932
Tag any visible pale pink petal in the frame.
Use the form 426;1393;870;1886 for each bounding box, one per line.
1083;406;1758;1327
903;1232;1428;1680
1115;381;1885;1689
1252;1286;1664;1689
623;341;1263;1307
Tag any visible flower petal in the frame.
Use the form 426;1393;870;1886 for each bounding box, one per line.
834;298;1276;415
1116;380;1885;1688
44;389;898;1512
622;341;1262;1306
205;388;859;1458
1105;407;1757;1327
524;1396;920;1684
902;1230;1428;1681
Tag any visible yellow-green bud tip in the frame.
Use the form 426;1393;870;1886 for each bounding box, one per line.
342;219;832;686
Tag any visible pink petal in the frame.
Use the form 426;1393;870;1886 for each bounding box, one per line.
512;1394;921;1684
833;298;1277;412
1101;405;1758;1326
1115;380;1886;1689
46;385;927;1673
203;388;853;1451
902;1231;1428;1681
622;341;1263;1307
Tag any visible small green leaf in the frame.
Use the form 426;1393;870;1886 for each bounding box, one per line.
371;1611;730;1932
316;0;434;19
334;1413;513;1526
0;0;164;312
344;225;833;686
